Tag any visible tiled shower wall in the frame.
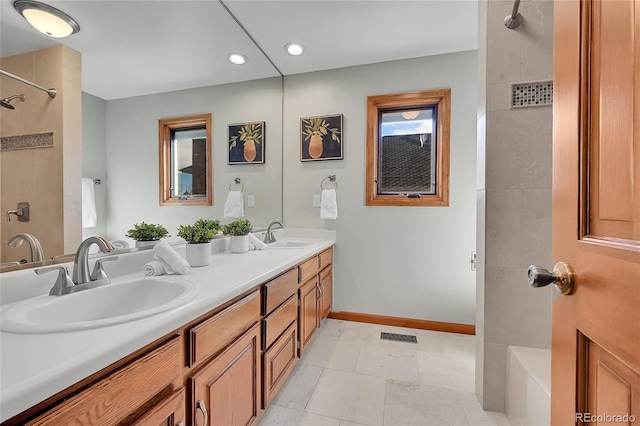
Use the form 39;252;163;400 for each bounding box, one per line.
476;0;554;411
0;45;82;263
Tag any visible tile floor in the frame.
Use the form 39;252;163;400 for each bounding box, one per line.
259;319;510;426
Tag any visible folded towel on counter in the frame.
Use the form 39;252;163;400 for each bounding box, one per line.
152;241;190;275
224;191;244;218
248;232;267;250
142;260;166;276
320;189;338;220
81;178;97;228
110;239;130;249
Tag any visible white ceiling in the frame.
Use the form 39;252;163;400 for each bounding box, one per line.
0;0;478;100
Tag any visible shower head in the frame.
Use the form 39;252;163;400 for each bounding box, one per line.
0;94;25;109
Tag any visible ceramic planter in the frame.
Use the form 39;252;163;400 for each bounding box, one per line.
185;242;212;267
229;235;250;253
135;240;160;249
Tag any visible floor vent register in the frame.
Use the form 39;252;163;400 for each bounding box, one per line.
380;332;418;344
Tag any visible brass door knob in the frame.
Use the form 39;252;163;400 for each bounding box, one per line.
527;262;574;295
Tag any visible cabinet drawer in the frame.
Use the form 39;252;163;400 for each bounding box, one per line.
319;247;332;270
263;321;298;408
298;256;319;284
189;290;260;366
28;336;182;426
263;268;298;315
262;294;297;350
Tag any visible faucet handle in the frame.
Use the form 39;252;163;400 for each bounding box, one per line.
90;256;118;282
35;266;74;296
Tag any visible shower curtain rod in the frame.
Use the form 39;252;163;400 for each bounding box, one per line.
0;69;57;98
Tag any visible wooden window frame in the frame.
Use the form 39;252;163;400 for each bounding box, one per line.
159;113;212;206
366;89;451;207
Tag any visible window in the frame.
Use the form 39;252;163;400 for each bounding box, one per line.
159;114;212;206
366;89;450;207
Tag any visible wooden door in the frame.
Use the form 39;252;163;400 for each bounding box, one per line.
553;0;640;424
319;266;333;320
298;277;319;356
189;324;261;426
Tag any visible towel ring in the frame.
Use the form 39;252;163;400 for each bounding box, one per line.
321;175;338;191
229;178;244;192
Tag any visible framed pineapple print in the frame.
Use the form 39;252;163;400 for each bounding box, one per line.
300;114;343;161
228;121;265;164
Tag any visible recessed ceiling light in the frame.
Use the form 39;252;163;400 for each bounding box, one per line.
229;53;247;65
14;0;80;38
285;42;304;56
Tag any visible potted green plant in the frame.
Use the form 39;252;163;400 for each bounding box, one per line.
177;219;220;266
221;218;252;253
229;123;262;162
125;222;169;249
302;117;341;159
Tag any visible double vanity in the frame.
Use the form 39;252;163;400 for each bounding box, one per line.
0;228;335;425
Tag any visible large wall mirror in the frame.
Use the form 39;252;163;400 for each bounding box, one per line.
0;1;284;269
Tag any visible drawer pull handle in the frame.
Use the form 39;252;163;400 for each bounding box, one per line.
196;399;209;426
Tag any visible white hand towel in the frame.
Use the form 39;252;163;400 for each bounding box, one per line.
320;189;338;220
248;232;267;250
153;241;190;275
143;260;166;276
81;178;97;228
224;191;244;218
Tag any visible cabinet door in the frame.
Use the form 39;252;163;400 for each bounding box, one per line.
189;323;261;426
319;266;332;321
131;388;186;426
263;322;298;408
298;277;319;356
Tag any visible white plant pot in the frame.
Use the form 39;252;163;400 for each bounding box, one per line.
135;240;159;249
230;235;249;253
185;242;212;267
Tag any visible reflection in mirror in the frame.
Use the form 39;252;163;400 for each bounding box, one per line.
159;114;212;206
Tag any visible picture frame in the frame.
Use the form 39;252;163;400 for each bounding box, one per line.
300;114;343;161
228;121;265;164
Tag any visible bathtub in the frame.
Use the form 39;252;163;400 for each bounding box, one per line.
505;346;551;426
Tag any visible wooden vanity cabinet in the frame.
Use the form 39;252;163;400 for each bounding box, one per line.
261;269;298;408
6;246;335;426
297;247;333;356
189;323;261;426
24;335;183;426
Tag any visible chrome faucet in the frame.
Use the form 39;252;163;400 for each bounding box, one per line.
35;236;117;296
264;221;284;244
7;233;44;262
72;236;115;285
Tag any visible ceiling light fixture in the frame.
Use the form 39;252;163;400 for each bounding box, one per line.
285;42;304;56
14;0;80;38
229;53;247;65
401;110;420;120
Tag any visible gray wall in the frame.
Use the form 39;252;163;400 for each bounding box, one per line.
82;92;108;239
283;51;478;325
476;0;554;411
103;77;283;240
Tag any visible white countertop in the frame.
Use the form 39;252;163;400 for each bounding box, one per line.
0;228;335;422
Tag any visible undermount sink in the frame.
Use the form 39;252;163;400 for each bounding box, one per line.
266;239;314;249
0;277;198;334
